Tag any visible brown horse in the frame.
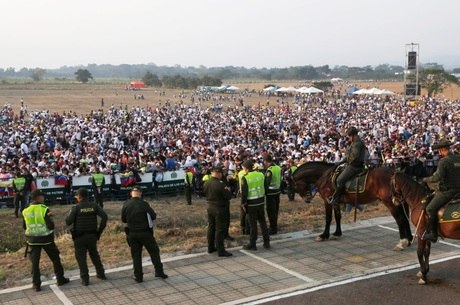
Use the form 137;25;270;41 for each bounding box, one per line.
290;162;413;250
392;171;460;284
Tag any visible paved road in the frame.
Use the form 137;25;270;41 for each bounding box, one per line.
1;216;460;305
262;258;460;305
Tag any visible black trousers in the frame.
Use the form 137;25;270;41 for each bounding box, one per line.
127;231;163;280
185;185;192;205
29;243;65;287
240;205;249;234
247;204;270;246
14;192;26;217
93;190;104;208
207;207;228;252
74;233;105;281
266;194;280;233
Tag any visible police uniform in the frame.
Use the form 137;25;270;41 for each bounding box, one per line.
237;168;249;234
287;164;298;201
13;174;26;218
184;169;194;205
22;190;69;291
65;188;107;285
91;172;105;208
423;139;460;242
241;160;270;250
264;161;281;235
329;127;367;205
121;187;167;282
203;166;233;257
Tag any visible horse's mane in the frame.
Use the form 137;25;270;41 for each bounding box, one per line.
395;172;429;202
293;161;334;178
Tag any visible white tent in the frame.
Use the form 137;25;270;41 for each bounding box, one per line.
353;88;384;95
275;87;288;92
226;85;240;91
298;86;324;94
380;89;395;95
263;86;276;92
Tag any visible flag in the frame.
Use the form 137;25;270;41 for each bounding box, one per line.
120;174;137;187
54;175;68;186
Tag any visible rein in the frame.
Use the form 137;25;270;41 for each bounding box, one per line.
391;172;427;242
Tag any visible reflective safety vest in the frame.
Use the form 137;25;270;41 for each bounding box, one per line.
185;172;194;185
202;174;211;182
238;169;247;192
245;171;265;200
289;165;298;175
14;177;26;191
267;165;281;190
92;173;104;187
23;204;53;237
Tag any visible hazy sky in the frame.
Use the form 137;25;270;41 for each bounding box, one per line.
1;0;459;69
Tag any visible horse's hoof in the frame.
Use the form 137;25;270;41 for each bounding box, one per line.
315;236;327;242
418;278;427;285
393;245;404;251
416;271;423;278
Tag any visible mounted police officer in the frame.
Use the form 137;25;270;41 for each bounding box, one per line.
328;126;367;205
241;160;270;250
91;168;105;208
22;190;69;291
263;154;281;235
65;188;107;285
422;139;460;242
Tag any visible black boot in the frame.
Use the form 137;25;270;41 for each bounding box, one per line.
424;214;438;243
328;187;344;206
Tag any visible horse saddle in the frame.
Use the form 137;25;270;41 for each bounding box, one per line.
331;165;369;194
438;194;460;224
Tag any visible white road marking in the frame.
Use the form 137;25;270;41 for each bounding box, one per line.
240;254;460;305
50;284;73;305
378;224;460;249
240;249;314;283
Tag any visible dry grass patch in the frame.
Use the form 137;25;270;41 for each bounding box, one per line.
0;194;391;288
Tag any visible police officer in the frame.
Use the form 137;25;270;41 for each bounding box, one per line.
13;170;26;218
121;186;168;282
91;168;105;208
422;139;460;242
184;167;194;205
203;165;233;257
237;164;249;235
22;190;69;291
263;155;282;235
286;160;298;202
65;188;107;286
241;160;270;250
328;126;367;205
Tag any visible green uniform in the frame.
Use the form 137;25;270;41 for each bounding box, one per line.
424;152;460;216
331;136;367;204
241;171;269;248
287;165;298;201
121;197;165;282
66;199;107;284
184;171;194;205
13;177;26;217
23;203;68;289
204;176;233;253
92;173;105;208
265;165;281;234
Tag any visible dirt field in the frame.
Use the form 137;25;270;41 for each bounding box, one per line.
0;80;459;115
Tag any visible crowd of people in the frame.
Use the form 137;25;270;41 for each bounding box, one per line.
0;92;458;187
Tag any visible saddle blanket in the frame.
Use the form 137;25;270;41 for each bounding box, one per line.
344;174;367;194
439;199;460;223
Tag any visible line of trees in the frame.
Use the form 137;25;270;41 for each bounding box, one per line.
142;72;222;89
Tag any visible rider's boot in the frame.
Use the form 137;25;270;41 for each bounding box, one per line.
328;186;344;206
424;213;438;243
